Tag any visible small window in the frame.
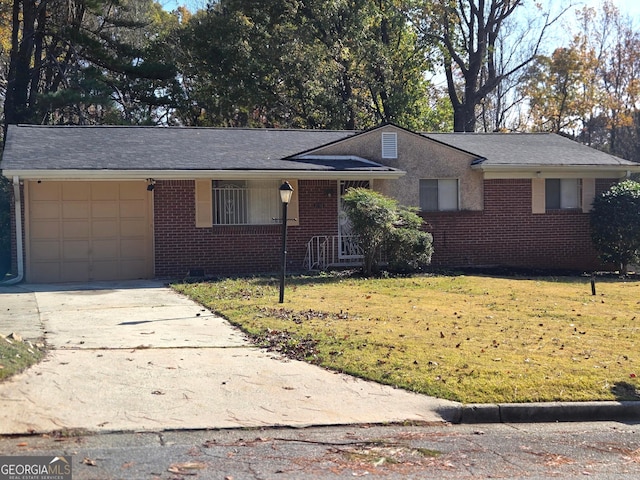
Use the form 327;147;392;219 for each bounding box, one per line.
420;179;459;211
545;179;581;210
213;179;281;225
381;132;397;159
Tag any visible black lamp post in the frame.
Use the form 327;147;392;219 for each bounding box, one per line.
279;181;294;303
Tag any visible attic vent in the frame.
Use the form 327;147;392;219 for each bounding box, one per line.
381;132;397;159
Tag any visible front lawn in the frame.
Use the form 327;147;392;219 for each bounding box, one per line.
0;335;45;381
173;274;640;404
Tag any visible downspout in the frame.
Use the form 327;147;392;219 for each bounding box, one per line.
1;176;24;284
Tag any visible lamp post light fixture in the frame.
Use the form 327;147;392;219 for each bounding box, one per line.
279;181;294;303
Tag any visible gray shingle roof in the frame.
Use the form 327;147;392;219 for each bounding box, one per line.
424;132;638;167
3;125;638;178
1;124;396;173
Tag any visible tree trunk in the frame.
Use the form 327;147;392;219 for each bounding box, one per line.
453;101;477;132
5;0;43;128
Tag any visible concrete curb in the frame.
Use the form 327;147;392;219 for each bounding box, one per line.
451;401;640;424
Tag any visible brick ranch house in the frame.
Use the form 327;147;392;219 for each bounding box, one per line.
1;123;639;283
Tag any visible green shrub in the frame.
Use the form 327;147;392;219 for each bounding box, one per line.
342;188;433;276
590;179;640;274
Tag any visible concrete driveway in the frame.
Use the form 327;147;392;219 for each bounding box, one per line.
0;281;458;434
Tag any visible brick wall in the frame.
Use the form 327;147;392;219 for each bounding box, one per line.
422;179;614;271
153;177;616;277
153;180;338;277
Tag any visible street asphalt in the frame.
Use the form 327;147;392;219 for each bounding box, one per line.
0;280;639;437
1;422;639;479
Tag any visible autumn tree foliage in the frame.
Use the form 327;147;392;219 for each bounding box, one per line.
520;1;640;160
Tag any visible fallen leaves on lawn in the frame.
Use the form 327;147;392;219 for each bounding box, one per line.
259;307;352;324
250;328;319;362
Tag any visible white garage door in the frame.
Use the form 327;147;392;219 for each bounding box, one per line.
27;181;153;283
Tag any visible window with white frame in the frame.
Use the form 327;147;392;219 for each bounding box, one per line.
420;179;459;211
212;179;282;225
545;179;581;210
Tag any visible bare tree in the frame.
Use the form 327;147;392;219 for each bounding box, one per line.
411;0;572;132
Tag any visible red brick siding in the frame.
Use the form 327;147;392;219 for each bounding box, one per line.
153;178;619;276
153;180;338;277
421;179;614;271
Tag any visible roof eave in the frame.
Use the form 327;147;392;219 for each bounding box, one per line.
472;164;640;179
2;169;406;181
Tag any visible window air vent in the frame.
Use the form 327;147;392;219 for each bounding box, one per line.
381;132;398;159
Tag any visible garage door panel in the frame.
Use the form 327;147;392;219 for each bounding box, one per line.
120;260;148;278
28;181;152;283
31;240;60;261
62;202;90;219
63;221;90;238
62;183;90;201
92;202;118;218
121;219;146;237
32;222;59;240
91;183;119;200
120;182;146;200
121;239;147;259
31;203;60;220
120;200;146;218
91;261;120;280
30;263;61;283
31;183;60;201
92;220;118;238
93;240;118;258
63;241;90;260
62;262;90;282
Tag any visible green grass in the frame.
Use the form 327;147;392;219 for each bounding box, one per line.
173;274;640;404
0;336;45;381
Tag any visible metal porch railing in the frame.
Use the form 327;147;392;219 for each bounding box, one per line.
304;236;365;271
303;235;398;271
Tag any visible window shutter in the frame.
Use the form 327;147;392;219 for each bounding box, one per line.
195;180;213;227
381;132;397;159
582;178;596;213
531;178;545;214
